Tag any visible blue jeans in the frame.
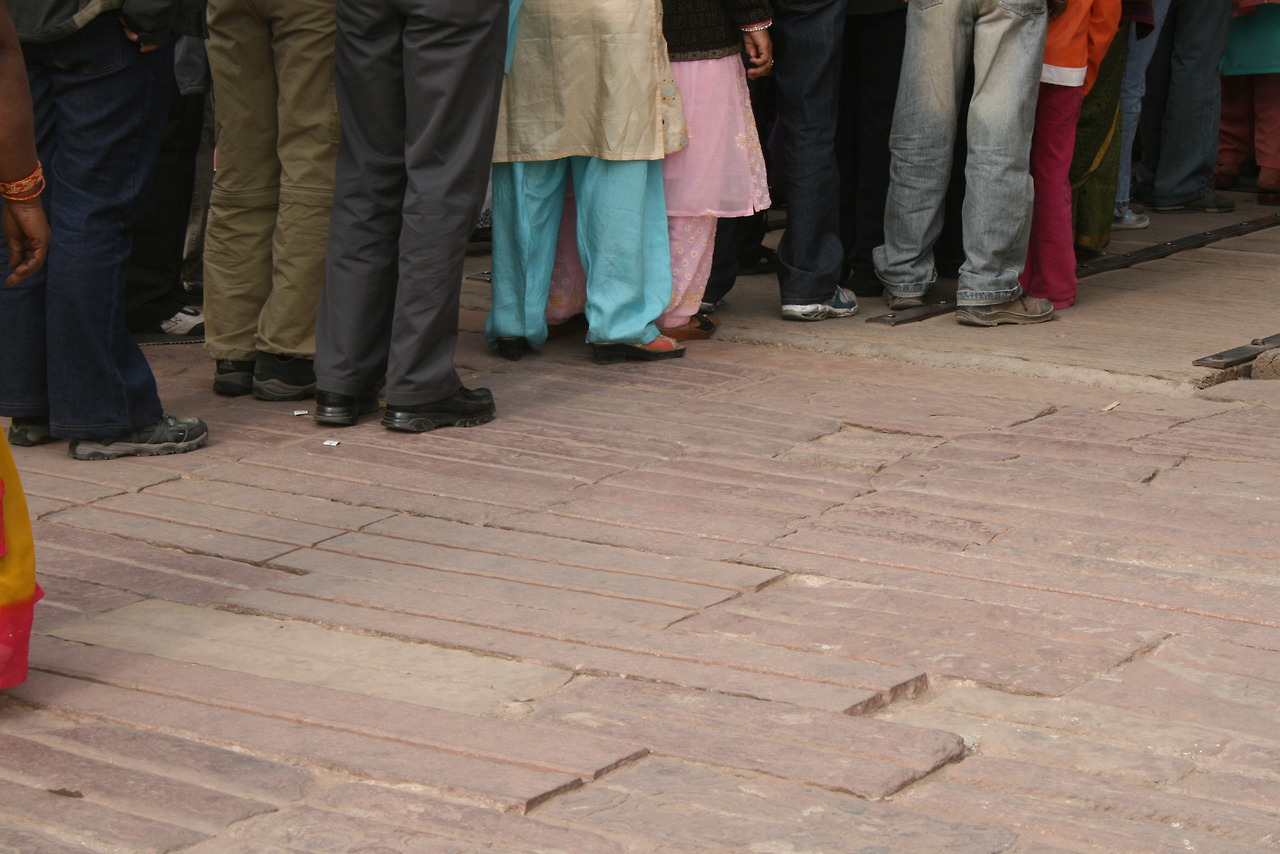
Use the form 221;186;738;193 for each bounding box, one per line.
1115;0;1172;208
0;15;170;438
773;0;848;305
1133;0;1230;206
873;0;1046;306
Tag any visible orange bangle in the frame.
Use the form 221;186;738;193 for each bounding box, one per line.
1;163;44;200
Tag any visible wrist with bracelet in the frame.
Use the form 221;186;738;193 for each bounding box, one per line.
1;163;45;202
742;19;771;32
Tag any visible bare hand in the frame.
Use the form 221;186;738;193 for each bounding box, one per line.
121;19;159;52
743;30;773;80
3;198;49;285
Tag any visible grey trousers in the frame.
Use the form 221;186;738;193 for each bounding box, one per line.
316;0;507;407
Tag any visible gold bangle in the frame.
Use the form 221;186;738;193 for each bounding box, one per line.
1;163;44;200
5;183;45;202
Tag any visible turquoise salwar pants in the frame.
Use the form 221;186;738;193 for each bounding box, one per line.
488;157;670;350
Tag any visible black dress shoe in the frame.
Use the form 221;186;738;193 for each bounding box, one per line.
382;387;495;433
314;389;381;427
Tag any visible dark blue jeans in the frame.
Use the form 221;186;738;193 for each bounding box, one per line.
773;0;848;305
0;15;170;438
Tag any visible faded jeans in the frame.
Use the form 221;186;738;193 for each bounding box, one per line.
1114;0;1171;208
873;0;1046;306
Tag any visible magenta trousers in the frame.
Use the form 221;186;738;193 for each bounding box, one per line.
1021;82;1084;309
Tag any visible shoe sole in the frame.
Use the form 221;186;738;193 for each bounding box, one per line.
70;434;208;461
1111;221;1150;230
252;378;316;401
955;308;1054;327
382;410;495;433
314;400;381;427
590;343;686;364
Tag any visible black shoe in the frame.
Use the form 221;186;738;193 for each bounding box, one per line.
7;416;57;447
69;413;208;461
492;337;526;361
382;387;495;433
253;353;316;401
314;389;381;427
213;359;255;396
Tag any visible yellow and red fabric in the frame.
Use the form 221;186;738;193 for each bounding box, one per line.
1;431;41;689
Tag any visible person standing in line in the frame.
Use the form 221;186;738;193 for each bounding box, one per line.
2;0;208;459
203;0;338;401
873;0;1055;327
1020;0;1121;309
1132;0;1234;213
771;0;862;321
1;0;46;689
535;0;775;343
836;0;909;300
486;0;688;364
313;0;508;430
1215;0;1280;204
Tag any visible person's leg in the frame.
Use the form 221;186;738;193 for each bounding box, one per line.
384;0;506;408
488;159;570;350
19;17;173;437
1020;83;1084;309
203;0;280;365
1217;75;1253;174
1116;0;1171;209
773;0;848;306
873;0;971;302
954;0;1046;308
254;0;337;362
1148;0;1232;207
658;214;718;330
544;182;589;327
572;157;672;347
701;214;749;307
843;7;906;297
1256;73;1280;198
316;0;404;400
125;78;205;335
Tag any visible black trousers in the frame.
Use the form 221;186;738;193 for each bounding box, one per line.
316;0;507;406
124;79;206;332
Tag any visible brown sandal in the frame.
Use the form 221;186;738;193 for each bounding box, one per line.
660;312;718;341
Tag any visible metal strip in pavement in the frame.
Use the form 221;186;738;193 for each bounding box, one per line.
1077;212;1280;279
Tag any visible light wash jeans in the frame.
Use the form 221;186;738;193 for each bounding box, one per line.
1114;0;1170;209
873;0;1046;306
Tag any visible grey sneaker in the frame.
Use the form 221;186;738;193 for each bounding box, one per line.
69;413;208;461
780;285;859;321
1150;189;1236;213
956;295;1055;327
883;289;925;310
7;416;56;447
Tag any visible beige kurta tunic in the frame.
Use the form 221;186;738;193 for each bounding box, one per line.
493;0;687;162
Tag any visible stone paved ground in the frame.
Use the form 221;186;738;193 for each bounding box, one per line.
4;227;1280;852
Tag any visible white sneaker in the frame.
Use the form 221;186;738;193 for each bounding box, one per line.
159;306;205;336
1112;206;1150;230
781;285;859;321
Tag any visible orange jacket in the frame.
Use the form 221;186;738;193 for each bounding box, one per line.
1042;0;1122;94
